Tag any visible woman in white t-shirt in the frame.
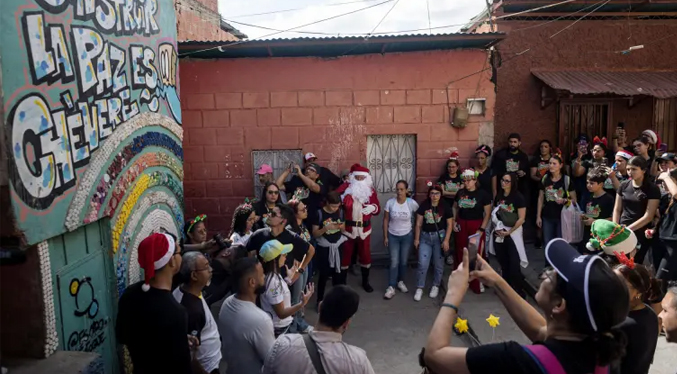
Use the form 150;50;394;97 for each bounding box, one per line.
228;201;257;246
383;180;419;299
258;239;314;337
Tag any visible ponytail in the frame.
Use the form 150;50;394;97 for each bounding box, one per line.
588;328;627;366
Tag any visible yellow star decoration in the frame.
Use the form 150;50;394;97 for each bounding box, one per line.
486;314;500;328
455;317;469;334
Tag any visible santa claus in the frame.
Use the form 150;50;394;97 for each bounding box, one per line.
335;163;380;292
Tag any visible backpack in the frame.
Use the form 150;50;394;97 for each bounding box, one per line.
522;345;608;374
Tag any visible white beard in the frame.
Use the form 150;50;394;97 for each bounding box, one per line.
345;175;373;204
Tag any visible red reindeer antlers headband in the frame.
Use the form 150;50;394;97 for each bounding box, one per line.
614;251;635;269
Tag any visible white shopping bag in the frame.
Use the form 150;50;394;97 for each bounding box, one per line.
561;203;584;244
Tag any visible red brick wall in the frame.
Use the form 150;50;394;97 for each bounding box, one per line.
493;20;677;155
180;50;495;228
175;0;238;42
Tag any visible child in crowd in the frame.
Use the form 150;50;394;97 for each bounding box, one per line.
580;166;615;253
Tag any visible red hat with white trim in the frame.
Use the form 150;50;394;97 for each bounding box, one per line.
641;129;661;146
615;150;634;160
138;233;176;291
350;163;370;177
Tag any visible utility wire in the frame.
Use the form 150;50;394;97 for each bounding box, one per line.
549;0;611;38
336;0;402;56
426;0;432;34
180;0;397;56
228;0;383;18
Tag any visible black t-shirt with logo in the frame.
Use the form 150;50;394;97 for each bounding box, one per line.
246;227;310;267
477;168;493;197
312;208;344;243
540;175;575;220
438;174;463;204
416;200;454;233
618;180;661;229
456;188;492;221
583;193;615;243
492;149;530;194
530;156;550;180
466;339;600;374
494;192;526;214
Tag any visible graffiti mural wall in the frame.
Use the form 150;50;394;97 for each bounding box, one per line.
1;0;183;360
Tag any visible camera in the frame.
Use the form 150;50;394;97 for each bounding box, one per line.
213;233;231;250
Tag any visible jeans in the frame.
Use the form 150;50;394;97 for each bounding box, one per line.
542;217;562;247
289;270;309;332
494;235;525;298
417;231;445;289
388;231;413;287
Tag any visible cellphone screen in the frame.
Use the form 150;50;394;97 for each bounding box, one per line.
467;234;480;263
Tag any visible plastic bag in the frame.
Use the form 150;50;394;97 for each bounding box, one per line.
561;202;584;244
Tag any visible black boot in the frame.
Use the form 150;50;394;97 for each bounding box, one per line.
361;267;374;293
339;269;348;285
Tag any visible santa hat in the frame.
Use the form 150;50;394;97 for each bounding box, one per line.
586;220;637;255
616;150;634;160
641;129;660;146
138;233;176;291
350;163;370;178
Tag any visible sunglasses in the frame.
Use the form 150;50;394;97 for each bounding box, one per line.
501;179;511;184
187;214;207;233
267;190;279;195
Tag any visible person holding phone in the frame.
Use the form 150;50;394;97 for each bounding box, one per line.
453;169;491;294
276;162;326;226
537;154;576;253
414;183;453;301
312;192;348;306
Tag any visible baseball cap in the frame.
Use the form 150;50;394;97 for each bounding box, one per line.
657;152;676;163
256;164;273;175
545;239;629;333
304;152;317;161
259;240;293;262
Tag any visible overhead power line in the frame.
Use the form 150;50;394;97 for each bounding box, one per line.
228;0;383;18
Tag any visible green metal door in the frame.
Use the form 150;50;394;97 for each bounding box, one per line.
50;221;116;374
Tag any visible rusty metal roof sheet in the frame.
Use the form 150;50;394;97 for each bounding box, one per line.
532;70;677;99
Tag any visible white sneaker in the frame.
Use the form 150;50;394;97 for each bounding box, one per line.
429;286;440;298
397;281;409;293
414;288;423;301
384;286;396;299
479;283;485;293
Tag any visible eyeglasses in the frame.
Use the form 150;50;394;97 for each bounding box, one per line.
430;192;441;196
501;179;511;184
194;265;212;273
267;190;279;195
187;214;207;233
269;211;280;218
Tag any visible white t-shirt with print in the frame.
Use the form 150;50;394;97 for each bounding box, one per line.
385;198;419;236
230;232;251;246
260;274;293;329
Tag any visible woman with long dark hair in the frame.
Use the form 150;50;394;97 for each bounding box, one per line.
490;172;528;297
632;136;654;167
414;183;453;302
258;240;314;337
422;240;630;374
284;199;314;333
656;168;677;281
475;145;493;197
383;180;418;299
530;140;552;182
613;156;660;264
312;191;347;305
613;258;661;374
253;182;282;231
537;154;576;248
228;202;257;246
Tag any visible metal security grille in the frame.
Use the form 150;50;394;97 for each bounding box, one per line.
558;101;612;156
367;135;417;193
251;150;304;197
654;98;677;151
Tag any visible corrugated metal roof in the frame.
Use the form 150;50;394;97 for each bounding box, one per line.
532;70;677;99
179;32;505;58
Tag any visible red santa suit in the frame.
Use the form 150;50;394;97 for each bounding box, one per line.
335;164;380;271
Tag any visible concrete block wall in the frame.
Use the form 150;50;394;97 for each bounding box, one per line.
175;0;238;42
180;51;495;231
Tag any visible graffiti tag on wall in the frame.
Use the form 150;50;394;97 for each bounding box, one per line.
8;0;180;210
68;276;109;353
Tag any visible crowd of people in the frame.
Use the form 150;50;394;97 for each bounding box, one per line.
115;127;677;373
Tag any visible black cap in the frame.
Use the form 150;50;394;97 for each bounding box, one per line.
545;239;628;333
657;153;676;163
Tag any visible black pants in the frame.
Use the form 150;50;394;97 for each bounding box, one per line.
494;235;525;298
656;240;677;281
633;229;653;265
316;244;344;302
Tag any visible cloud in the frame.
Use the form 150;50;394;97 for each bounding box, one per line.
218;0;487;39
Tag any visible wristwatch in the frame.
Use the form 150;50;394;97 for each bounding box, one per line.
298;268;305;274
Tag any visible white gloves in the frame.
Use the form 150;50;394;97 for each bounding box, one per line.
361;204;377;215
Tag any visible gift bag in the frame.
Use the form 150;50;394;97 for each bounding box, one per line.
561;203;584;244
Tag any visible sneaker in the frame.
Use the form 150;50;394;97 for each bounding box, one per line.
446;256;454;266
414;288;423;301
384;286;396;300
397;281;408;293
429;286;440;298
479;283;485;293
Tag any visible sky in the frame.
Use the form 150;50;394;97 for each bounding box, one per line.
218;0;488;40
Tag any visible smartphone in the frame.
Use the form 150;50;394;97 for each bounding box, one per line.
659;143;668;152
617;122;625;129
467;233;481;263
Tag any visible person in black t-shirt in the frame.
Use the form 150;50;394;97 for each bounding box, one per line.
574;137;611;206
438;154;464;205
613;156;661;264
537;155;576;249
311;192;347;305
613;262;661;374
632;136;656;176
253;182;282;231
116;233;202;374
414;184;454;301
303;152;342;191
276;162;327;225
529;140;553;249
570;134;594;208
491;133;530;198
580;167;615;254
454;169;491;294
655;169;677;281
474;145;493;198
421;239;629;374
606;150;633;196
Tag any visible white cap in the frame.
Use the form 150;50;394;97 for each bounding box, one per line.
304;152;317;161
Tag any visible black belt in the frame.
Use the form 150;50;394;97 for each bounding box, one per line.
346;220;370;228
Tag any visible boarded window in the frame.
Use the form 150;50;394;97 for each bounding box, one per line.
654;99;677;151
251;150;304;198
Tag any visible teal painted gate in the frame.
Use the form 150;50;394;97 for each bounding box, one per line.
49;221;117;374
